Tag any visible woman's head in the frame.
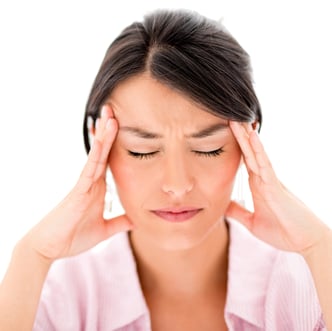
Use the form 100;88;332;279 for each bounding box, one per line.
83;9;261;250
107;73;242;250
83;9;261;152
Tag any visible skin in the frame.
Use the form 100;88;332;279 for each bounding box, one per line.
0;72;331;330
108;73;241;251
108;73;240;329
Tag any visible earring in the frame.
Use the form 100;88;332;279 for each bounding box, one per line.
104;169;114;219
234;165;246;207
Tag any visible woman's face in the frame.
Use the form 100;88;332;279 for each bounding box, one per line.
108;73;242;250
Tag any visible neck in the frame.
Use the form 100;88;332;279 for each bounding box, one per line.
129;221;229;299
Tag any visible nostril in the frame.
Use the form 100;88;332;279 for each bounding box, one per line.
161;156;194;196
162;181;194;196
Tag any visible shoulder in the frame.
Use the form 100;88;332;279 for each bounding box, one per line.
226;219;325;330
265;250;324;329
39;231;137;297
33;232;148;331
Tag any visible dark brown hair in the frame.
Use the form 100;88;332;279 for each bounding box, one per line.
83;9;262;153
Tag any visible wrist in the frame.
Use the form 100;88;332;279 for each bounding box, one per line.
301;226;332;330
14;236;54;271
302;226;332;264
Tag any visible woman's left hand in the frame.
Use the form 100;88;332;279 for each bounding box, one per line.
226;121;330;256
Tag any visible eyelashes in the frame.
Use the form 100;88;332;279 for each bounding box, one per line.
128;151;159;160
128;147;224;160
193;148;224;157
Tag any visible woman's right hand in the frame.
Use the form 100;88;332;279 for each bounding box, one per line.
22;104;133;263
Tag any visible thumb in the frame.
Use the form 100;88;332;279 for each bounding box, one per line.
104;214;134;237
225;200;253;230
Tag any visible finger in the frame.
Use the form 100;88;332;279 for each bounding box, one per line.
77;105;116;192
76;139;103;193
94;119;117;180
95;106;107;141
230;121;259;175
93;105;118;180
249;130;277;184
225;200;253;230
104;102;115;118
73;214;134;254
98;111;117;168
103;214;134;237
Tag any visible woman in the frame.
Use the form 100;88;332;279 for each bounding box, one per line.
0;9;331;330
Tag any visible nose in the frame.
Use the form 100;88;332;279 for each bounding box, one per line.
161;154;194;197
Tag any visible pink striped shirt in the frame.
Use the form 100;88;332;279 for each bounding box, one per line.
33;220;326;330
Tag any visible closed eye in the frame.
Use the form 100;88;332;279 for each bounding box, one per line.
128;151;159;159
193;147;224;157
128;147;224;160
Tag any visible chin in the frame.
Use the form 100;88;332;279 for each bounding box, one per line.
156;235;203;251
143;220;223;252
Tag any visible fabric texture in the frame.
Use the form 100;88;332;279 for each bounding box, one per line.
33;220;326;330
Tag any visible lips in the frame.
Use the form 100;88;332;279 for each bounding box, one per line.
151;207;203;223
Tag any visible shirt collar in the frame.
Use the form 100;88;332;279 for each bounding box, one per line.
108;222;279;329
225;219;278;328
110;222;278;329
101;232;150;330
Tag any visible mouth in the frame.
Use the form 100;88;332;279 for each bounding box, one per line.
151;207;203;223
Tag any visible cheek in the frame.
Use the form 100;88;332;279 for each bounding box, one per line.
109;142;242;208
109;156;134;194
108;150;150;207
199;152;241;200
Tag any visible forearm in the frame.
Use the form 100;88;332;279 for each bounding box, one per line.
304;228;332;330
0;239;52;331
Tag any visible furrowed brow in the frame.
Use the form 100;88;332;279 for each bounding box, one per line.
119;122;228;139
189;123;229;138
119;126;162;139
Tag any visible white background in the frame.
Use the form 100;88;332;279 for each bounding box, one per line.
0;0;331;279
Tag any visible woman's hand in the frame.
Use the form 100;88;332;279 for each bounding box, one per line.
226;121;330;256
22;105;133;262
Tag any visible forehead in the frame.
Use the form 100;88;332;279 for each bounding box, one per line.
108;73;226;126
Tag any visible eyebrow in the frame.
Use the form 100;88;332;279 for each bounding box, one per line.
119;122;229;139
119;126;162;139
189;122;229;138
